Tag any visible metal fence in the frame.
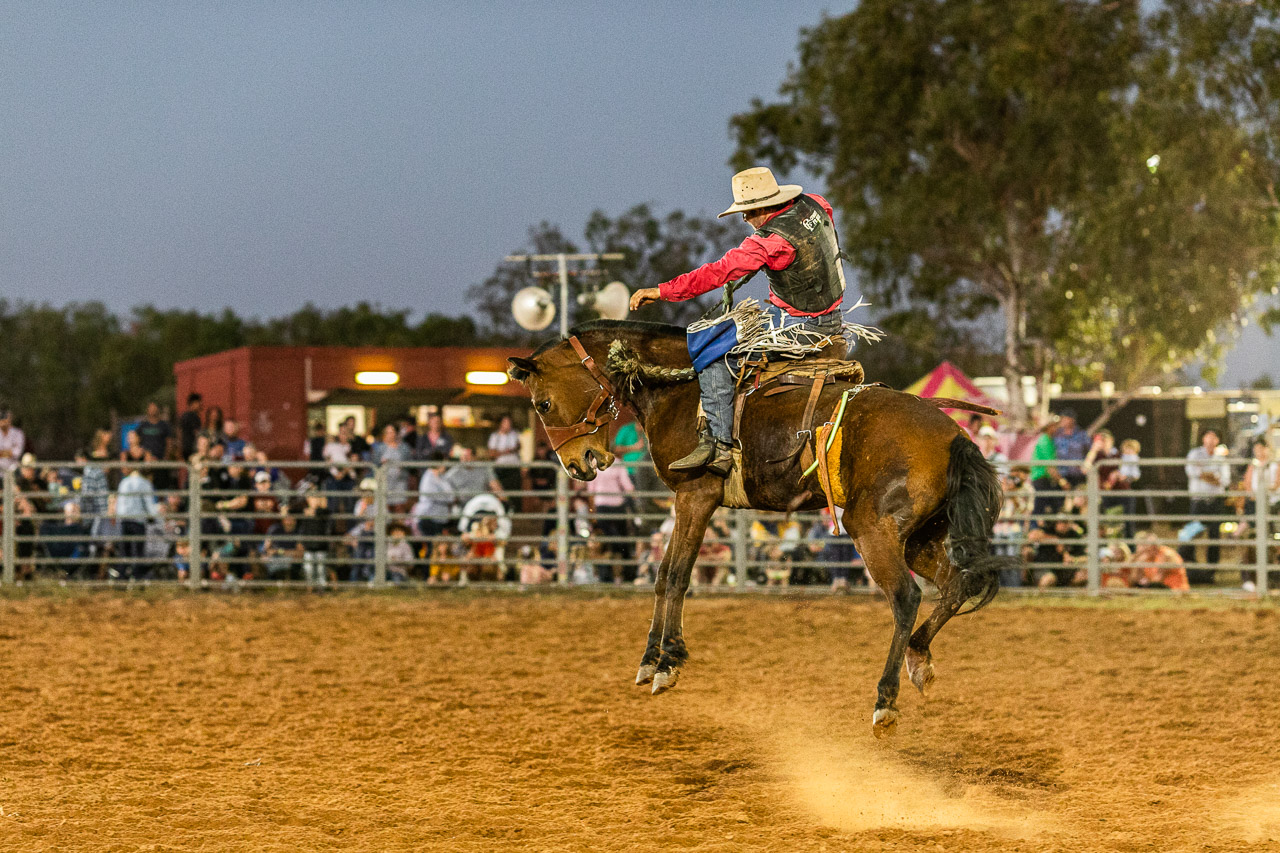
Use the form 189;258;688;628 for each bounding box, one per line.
0;456;1275;594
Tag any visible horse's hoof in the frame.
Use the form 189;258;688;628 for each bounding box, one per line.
635;664;657;686
651;669;680;695
906;651;935;697
872;707;899;739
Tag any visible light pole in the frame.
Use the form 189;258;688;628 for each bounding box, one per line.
506;252;626;583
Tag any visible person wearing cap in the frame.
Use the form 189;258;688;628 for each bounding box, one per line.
629;167;849;476
1052;410;1091;487
0;409;25;474
976;425;1006;464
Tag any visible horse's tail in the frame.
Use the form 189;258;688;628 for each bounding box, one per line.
942;433;1017;615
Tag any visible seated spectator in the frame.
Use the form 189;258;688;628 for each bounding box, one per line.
994;466;1033;587
90;494;123;578
807;508;863;590
1131;530;1190;592
14;495;37;581
174;539;192;582
298;490;332;587
569;542;599;585
249;471;281;535
322;458;361;530
386;523;415;583
343;478;379;581
15;453;43;501
1027;515;1085;588
976;425;1006;464
222;419;247;460
635;530;666;586
41;501;91;578
1098;541;1133;589
695;528;733;586
261;507;304;580
412;453;454;538
517;544;554;585
461;513;502;581
445;446;504;505
751;516;802;586
427;540;462;585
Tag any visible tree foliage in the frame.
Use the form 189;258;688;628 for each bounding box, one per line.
731;0;1280;425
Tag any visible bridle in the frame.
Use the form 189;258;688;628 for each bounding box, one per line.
541;336;621;452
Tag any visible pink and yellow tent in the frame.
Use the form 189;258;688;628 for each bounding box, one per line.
904;361;999;423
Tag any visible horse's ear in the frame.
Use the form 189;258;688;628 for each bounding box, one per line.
507;357;538;383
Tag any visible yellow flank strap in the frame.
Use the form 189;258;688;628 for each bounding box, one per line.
801;389;850;479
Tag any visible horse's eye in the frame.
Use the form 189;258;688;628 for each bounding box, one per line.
537;400;552;414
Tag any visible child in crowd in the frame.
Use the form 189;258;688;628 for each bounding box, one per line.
428;540;460;584
517;545;553;585
385;524;414;583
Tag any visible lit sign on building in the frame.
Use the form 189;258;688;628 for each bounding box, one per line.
354;371;400;386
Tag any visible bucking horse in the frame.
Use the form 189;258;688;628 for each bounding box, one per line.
507;319;1021;737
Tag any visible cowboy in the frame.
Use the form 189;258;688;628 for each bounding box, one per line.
629;167;848;476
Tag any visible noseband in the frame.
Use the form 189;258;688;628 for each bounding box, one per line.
542;336;621;452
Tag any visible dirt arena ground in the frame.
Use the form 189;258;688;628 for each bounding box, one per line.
0;590;1278;852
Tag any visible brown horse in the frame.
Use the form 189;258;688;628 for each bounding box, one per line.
508;320;1018;737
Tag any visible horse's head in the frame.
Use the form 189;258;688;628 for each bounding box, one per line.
508;338;617;482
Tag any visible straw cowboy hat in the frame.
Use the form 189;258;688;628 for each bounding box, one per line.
718;167;803;218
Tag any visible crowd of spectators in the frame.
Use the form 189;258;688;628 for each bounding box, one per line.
1;392;1276;591
982;408;1275;592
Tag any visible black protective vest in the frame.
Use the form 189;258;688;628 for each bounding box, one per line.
754;194;847;314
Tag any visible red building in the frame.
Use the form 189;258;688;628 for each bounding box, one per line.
173;345;533;460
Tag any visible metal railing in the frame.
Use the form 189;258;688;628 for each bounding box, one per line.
0;456;1274;594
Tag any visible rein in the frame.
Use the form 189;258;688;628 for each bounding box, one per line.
542;336;622;452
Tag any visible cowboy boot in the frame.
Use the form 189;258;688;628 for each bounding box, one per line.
705;439;734;478
670;428;716;471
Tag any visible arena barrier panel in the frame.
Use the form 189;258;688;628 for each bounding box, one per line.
0;457;1274;595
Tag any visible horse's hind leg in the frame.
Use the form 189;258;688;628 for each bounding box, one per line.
904;525;954;697
854;522;922;739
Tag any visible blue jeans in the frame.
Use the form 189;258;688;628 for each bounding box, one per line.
697;304;844;441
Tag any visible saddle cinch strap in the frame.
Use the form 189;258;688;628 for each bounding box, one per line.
543;336;622;452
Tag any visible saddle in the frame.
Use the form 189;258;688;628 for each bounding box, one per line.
731;351;867;473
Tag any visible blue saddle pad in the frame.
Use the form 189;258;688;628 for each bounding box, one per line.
687;317;739;372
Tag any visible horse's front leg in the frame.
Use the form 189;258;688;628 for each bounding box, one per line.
635;546;673;685
650;484;721;695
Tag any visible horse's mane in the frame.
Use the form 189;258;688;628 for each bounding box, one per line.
529;319;696;388
529;319;687;358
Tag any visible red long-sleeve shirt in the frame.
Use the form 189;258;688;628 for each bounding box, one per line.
658;194;840;317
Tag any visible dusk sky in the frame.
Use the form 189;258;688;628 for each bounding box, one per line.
2;1;1274;386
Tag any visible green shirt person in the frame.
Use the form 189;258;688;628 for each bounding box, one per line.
614;420;647;473
1030;432;1056;482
